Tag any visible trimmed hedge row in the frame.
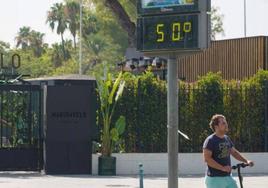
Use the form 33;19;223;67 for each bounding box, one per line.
104;70;268;153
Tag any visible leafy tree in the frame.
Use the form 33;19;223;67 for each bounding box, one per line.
53;59;78;75
82;29;124;75
15;26;31;50
50;40;72;67
46;3;68;59
15;49;54;78
65;0;80;49
89;0;224;45
82;11;99;37
211;7;224;40
91;0;136;47
29;30;45;57
15;27;45;57
0;41;10;52
82;33;106;73
50;43;65;67
63;1;127;75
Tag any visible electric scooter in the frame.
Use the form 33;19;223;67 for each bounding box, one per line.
232;163;249;188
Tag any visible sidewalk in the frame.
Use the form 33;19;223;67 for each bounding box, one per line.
0;172;268;188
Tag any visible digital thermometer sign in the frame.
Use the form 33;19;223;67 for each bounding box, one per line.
137;14;198;52
136;0;210;53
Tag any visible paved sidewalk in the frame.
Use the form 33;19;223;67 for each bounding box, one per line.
0;172;268;188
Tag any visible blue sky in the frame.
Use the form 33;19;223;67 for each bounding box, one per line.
0;0;268;47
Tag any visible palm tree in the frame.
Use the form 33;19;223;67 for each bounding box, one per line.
29;31;45;57
51;43;63;67
15;26;31;50
50;41;72;67
65;0;80;49
83;34;106;72
46;3;68;59
15;27;45;57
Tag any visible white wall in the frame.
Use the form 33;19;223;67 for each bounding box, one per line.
92;153;268;175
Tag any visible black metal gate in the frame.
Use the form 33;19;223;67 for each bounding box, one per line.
0;84;42;171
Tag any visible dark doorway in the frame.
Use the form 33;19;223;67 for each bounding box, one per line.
44;85;95;174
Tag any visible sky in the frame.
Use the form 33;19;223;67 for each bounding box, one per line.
213;0;268;40
0;0;65;47
0;0;268;47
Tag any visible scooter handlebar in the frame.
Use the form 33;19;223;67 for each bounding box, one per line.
232;163;249;170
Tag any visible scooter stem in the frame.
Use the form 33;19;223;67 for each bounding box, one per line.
238;166;243;188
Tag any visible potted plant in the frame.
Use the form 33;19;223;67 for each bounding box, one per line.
96;71;126;175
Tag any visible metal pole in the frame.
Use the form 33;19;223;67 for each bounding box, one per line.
265;81;268;152
38;87;42;171
167;56;178;188
139;163;144;188
79;0;83;75
0;91;2;147
244;0;247;37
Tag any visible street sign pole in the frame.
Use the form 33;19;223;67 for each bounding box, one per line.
167;56;178;188
79;0;82;75
136;2;211;188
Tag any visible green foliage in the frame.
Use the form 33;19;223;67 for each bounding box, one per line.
108;71;268;153
15;50;54;78
52;59;79;75
114;72;167;152
1;1;128;78
0;41;10;52
95;69;126;156
240;71;267;151
65;0;80;48
211;7;225;40
46;2;69;60
118;0;137;22
15;27;46;57
223;81;243;150
0;90;40;148
246;70;268;86
92;0;224;45
110;116;126;152
178;81;193;152
191;72;224;150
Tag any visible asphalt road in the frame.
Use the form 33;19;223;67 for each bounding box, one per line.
0;172;267;188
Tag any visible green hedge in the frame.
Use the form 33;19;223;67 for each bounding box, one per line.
98;70;268;153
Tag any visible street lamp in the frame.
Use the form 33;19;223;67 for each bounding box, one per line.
79;0;83;75
244;0;247;37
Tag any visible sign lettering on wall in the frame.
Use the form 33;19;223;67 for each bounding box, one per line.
0;53;21;69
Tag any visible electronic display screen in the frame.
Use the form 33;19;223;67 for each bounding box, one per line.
142;0;194;9
137;0;198;15
137;14;199;52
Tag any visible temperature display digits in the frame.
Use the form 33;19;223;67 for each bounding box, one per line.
137;14;198;51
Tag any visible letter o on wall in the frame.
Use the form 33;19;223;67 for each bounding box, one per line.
12;54;21;69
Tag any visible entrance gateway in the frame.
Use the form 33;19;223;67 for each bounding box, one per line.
0;74;97;174
0;82;42;170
